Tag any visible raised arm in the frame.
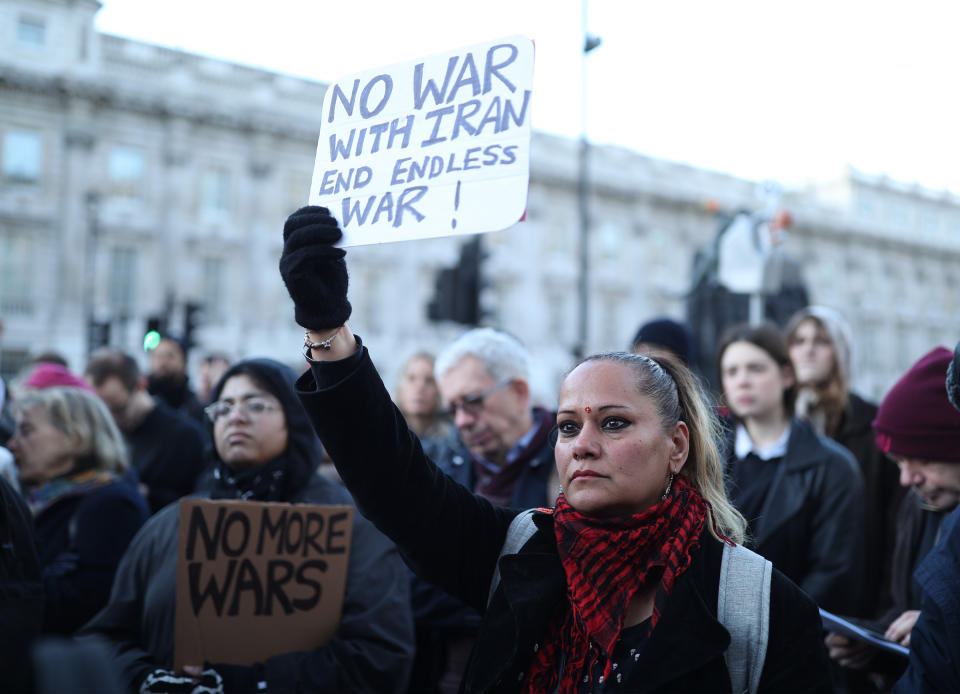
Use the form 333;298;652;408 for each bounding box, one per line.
279;207;517;611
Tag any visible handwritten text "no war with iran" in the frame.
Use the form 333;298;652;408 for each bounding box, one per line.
317;43;531;229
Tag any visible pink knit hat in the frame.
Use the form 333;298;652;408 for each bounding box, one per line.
23;363;94;393
873;346;960;462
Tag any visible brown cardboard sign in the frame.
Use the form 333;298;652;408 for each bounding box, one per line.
174;498;353;670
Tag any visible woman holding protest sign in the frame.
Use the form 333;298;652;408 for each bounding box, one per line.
80;358;414;693
281;205;833;693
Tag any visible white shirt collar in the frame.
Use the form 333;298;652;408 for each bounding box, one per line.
734;422;791;461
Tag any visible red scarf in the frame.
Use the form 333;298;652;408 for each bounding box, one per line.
523;474;707;694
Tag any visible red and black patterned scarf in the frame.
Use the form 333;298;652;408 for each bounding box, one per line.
524;474;707;694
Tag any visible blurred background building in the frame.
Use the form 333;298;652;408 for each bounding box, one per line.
2;0;959;404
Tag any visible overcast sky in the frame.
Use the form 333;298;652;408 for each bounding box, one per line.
95;0;960;194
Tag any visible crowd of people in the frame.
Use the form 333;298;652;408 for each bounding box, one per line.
0;204;958;693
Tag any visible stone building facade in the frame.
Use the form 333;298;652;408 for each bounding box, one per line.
2;0;958;404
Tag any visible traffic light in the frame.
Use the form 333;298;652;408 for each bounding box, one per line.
426;237;487;325
143;315;165;352
427;268;458;322
183;302;203;353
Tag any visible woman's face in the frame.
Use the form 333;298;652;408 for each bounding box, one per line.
8;405;74;486
721;341;793;421
555;361;688;517
212;374;288;472
397;357;439;418
788;319;836;386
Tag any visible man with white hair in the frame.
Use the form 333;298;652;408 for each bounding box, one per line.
410;328;556;694
433;327;555;508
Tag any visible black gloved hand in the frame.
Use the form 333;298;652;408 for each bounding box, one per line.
279;206;352;331
947;340;960;413
209;662;265;693
139;668;223;694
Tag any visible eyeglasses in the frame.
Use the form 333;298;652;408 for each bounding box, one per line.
440;380;512;419
204;397;280;422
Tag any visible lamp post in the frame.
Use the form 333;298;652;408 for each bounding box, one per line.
83;191;101;356
573;1;602;361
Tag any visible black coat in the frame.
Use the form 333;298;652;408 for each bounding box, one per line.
0;475;44;694
297;344;834;693
894;505;960;692
125;402;208;514
408;416;554;692
79;476;415;692
80;358;415;693
727;418;867;614
434;421;555;511
832;393;905;617
34;479;149;634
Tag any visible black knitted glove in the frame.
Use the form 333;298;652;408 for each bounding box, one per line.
139;668;223;694
279;206;352;330
209;662;265;693
947;340;960;413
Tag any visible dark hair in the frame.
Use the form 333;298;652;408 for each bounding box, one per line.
84;349;141;392
716;323;797;416
570;352;745;543
201;353;231;367
29;351;69;368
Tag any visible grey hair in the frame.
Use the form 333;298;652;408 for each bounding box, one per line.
434;328;531;385
570;352;747;544
15;387;129;475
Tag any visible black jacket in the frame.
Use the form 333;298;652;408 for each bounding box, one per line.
80;358;414;693
832;393;905;617
894;505;960;693
297;344;834;693
34;479;149;634
408;415;554;692
727;418;866;614
125;402;208;514
0;476;44;694
434;419;555;511
79;477;414;692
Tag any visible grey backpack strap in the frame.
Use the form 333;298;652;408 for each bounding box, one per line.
487;509;539;607
718;542;772;694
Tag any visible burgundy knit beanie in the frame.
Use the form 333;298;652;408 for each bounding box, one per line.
873;346;960;462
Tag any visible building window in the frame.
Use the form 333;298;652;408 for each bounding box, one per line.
201;168;231;214
596;223;624;266
2;130;43;182
0;233;32;314
887;200;908;230
919;209;939;236
108;146;145;198
17;17;46;46
108;247;138;315
202;257;225;323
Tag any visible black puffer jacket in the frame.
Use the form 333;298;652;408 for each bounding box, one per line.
296;342;834;693
80;359;414;692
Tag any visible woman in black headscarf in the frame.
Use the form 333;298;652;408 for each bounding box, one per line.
80;358;414;693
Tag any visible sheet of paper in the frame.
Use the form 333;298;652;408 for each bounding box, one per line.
309;36;534;246
819;608;909;658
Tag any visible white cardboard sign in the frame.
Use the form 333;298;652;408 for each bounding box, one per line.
308;36;534;247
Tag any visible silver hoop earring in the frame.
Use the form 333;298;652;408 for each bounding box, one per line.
661;473;675;502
